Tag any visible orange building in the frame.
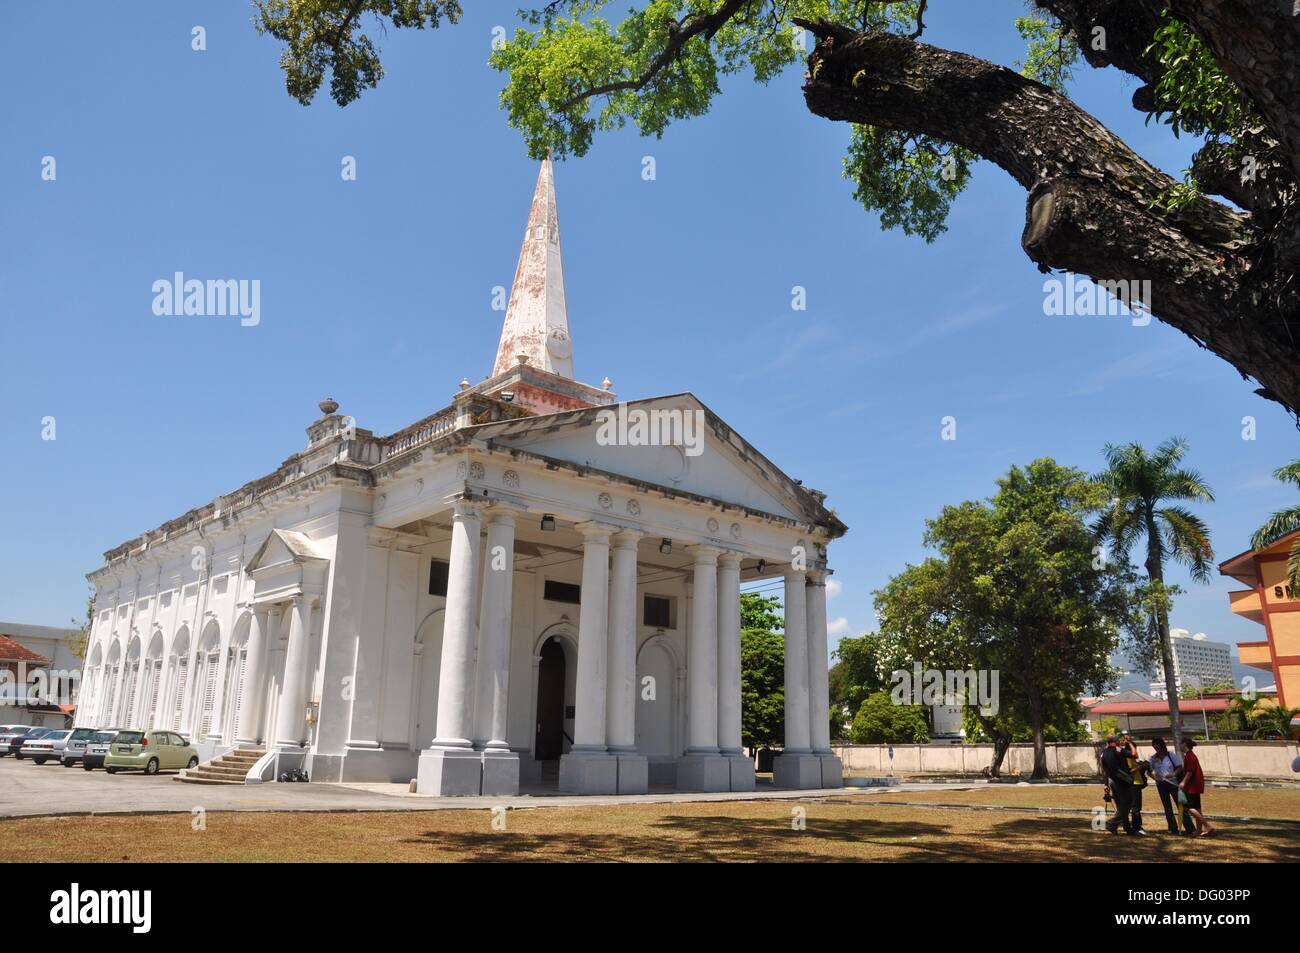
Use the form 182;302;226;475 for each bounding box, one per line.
1221;528;1300;707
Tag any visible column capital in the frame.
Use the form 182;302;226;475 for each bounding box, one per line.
484;504;524;526
806;568;830;585
717;551;745;568
574;520;618;541
451;498;487;521
688;544;723;563
610;529;643;550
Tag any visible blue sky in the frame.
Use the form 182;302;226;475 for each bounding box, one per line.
2;1;1296;680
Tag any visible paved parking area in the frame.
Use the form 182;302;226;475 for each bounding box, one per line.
0;755;979;818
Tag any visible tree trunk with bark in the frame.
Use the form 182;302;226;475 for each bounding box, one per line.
794;3;1300;415
1146;514;1185;749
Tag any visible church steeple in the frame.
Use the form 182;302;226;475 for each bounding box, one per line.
493;158;574;379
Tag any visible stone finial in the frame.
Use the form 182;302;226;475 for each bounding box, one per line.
517;353;530;366
601;376;613;391
459;378;471;390
319;397;340;416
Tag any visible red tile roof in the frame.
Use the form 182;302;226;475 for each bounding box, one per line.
0;635;49;665
1088;698;1231;715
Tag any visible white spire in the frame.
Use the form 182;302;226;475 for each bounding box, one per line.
493;158;574;379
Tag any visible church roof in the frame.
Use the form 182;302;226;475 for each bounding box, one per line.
493;158;574;379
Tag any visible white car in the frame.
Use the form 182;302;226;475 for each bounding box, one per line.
21;729;71;764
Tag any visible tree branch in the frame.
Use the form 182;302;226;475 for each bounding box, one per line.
798;20;1300;416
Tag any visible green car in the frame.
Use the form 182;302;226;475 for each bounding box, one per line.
103;730;199;776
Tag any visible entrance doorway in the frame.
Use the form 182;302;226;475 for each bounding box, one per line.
534;637;567;760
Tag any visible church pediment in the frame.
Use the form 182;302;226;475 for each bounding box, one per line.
463;394;843;534
246;529;328;573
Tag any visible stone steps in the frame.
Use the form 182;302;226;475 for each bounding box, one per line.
176;746;266;785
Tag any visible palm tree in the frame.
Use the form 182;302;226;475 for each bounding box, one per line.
1250;704;1300;741
1250;461;1300;590
1095;438;1215;748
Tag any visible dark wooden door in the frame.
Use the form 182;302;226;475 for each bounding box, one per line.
534;638;565;760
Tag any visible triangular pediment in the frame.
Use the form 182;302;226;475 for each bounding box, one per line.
462;394;843;533
247;529;327;572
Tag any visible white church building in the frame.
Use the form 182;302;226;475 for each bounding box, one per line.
75;161;846;795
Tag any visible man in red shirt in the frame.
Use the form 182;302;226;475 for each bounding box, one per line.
1178;737;1213;836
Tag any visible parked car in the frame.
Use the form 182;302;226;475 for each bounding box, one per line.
20;729;71;764
8;726;53;759
81;730;120;771
60;727;100;766
0;726;33;757
104;730;198;775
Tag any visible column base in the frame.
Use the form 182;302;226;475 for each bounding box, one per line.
610;751;648;794
416;747;482;796
818;753;844;789
724;752;756;792
558;751;619;794
676;753;730;792
773;752;823;790
480;748;520;796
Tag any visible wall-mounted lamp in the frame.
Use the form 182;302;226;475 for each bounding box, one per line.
540;514;556;532
756;559;767;574
500;391;515;402
659;538;672;555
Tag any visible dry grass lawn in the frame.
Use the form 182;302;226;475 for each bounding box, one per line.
870;784;1300;821
2;794;1297;862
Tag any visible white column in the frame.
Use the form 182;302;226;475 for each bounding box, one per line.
431;501;483;749
606;531;641;754
686;547;720;754
236;608;269;743
473;508;516;750
782;570;811;753
716;553;743;756
571;524;611;751
275;597;313;747
806;570;832;754
559;523;620;794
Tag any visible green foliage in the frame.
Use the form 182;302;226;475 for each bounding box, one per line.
1094;438;1214;677
842;126;974;242
740;591;783;632
1092;715;1120;740
1250;460;1300;591
740;627;784;748
1013;15;1077;93
254;0;462;106
828;632;893;740
68;589;93;662
849;690;930;744
1250;704;1300;741
961;692;1089;744
873;458;1135;775
1145;17;1257;140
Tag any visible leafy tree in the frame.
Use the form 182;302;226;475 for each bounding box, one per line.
1091;715;1120;740
257;3;1300;414
1224;692;1263;734
68;588;93;663
849;690;930;744
740;591;783;632
254;0;462;106
1094;438;1214;750
740;627;784;752
827;632;892;740
1250;461;1300;591
875;458;1134;778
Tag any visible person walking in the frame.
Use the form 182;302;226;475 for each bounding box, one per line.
1178;737;1213;836
1121;731;1148;833
1100;735;1140;835
1149;736;1193;835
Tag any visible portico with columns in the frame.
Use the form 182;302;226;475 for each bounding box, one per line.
76;159;845;795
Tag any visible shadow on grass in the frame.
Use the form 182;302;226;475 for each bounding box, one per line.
399;809;1300;863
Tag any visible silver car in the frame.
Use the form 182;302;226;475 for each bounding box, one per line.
60;727;99;766
0;725;33;757
21;729;71;764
